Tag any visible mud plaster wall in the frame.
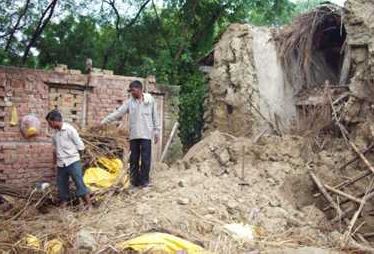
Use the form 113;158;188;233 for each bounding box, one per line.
252;27;296;129
204;24;295;137
343;0;374;120
341;0;374;144
0;66;179;186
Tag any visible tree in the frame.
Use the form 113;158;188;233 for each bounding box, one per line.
1;0;300;148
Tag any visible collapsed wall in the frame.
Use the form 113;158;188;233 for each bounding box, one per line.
203;24;295;137
343;0;374;144
204;1;374;138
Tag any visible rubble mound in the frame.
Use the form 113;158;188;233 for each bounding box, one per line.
1;131;351;253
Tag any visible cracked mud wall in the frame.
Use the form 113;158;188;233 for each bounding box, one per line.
345;0;374;101
343;0;374;144
252;27;296;130
203;24;260;137
203;24;295;137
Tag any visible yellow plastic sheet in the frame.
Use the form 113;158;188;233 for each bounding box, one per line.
25;234;41;249
83;157;128;191
117;232;210;254
45;239;64;254
10;105;18;126
23;235;64;254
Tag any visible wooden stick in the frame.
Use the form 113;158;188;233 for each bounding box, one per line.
349;141;374;174
314;170;372;198
247;100;281;135
309;171;342;215
343;177;374;244
331;190;374;221
331;204;356;223
346;238;374;253
160;122;179;162
252;128;267;144
356;233;369;245
323;188;368;211
324;184;362;204
327;88;374;245
362;232;374;238
338;144;374;171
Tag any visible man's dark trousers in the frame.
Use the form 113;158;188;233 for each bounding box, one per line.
129;139;152;186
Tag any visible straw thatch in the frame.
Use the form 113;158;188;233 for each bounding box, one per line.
275;3;345;93
80;124;129;167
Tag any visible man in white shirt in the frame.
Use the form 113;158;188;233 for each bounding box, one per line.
46;110;90;207
101;80;160;187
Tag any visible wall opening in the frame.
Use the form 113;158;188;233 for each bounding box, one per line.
276;4;347;92
312;14;346;85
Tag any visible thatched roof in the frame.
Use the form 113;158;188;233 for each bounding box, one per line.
275;3;345;93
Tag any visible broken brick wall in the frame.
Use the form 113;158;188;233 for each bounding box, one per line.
0;66;179;186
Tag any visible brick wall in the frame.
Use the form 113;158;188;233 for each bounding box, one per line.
0;66;178;187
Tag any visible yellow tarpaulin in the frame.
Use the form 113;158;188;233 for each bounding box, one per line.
117;232;211;254
45;239;64;254
23;235;64;254
83;157;129;191
25;234;41;249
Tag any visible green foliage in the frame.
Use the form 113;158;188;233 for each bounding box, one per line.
294;0;327;15
247;0;296;25
0;0;309;148
38;15;100;70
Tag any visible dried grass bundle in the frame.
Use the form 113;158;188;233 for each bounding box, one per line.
80;124;130;167
274;3;343;92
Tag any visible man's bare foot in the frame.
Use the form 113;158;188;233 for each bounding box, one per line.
82;194;92;210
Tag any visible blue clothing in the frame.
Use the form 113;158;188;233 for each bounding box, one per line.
56;160;89;202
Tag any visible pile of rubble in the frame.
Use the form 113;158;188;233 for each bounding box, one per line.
2;130;367;253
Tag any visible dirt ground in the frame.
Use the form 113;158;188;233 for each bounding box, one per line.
0;131;370;253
